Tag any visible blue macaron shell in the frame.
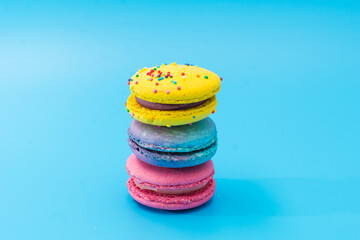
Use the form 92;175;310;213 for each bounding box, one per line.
128;118;217;152
127;117;218;168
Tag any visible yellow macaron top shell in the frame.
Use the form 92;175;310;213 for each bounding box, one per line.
129;63;221;104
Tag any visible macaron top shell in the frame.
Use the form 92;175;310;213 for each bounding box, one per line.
128;118;217;152
126;154;214;186
129;64;221;104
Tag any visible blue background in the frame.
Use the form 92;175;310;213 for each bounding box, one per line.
1;0;359;239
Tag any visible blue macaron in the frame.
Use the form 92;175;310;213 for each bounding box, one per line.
127;118;217;168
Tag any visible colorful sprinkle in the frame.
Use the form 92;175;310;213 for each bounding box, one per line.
150;78;153;81
181;72;185;76
197;74;200;78
166;90;170;94
189;123;192;126
170;75;173;78
193;116;196;119
204;76;208;79
177;86;181;90
173;81;177;84
171;62;177;65
220;77;223;81
136;74;139;77
155;82;159;85
153;89;157;93
158;77;164;81
127;82;130;85
166;124;171;128
135;81;138;84
165;75;168;78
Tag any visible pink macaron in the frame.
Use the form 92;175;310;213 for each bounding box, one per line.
126;154;215;210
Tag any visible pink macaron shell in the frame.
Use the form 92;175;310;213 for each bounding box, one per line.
127;178;216;210
126;154;214;186
133;174;213;194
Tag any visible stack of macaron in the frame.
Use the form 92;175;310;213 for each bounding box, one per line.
125;63;221;210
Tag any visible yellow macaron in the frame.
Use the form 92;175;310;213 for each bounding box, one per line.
126;63;221;126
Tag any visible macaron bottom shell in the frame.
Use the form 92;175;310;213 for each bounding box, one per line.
128;138;217;168
126;93;217;126
127;178;216;210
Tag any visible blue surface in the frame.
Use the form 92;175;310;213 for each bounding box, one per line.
1;1;359;239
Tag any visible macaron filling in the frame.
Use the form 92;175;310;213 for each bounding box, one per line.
131;173;214;195
135;96;207;110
